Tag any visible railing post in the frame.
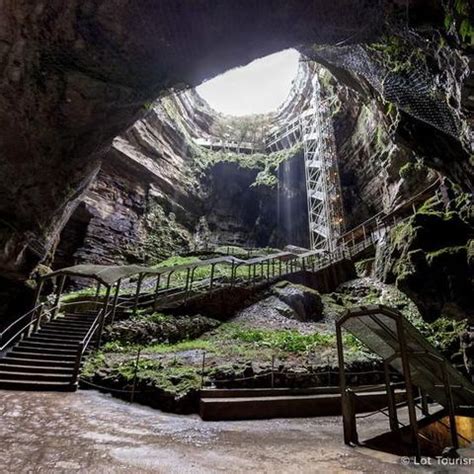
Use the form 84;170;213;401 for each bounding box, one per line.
96;311;106;348
32;278;44;309
442;363;459;450
72;342;84;385
184;267;191;293
420;388;429;416
31;303;44;335
94;281;102;311
271;354;275;389
337;321;359;445
111;279;121;324
152;274;161;311
230;262;235;287
396;317;421;460
102;286;111;318
384;361;399;432
166;271;173;290
53;275;66;319
209;264;216;292
201;350;206;389
133;273;143;316
130;348;141;403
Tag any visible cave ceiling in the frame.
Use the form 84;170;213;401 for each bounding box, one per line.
0;0;471;281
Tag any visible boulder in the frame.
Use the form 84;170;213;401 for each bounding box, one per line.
271;281;323;321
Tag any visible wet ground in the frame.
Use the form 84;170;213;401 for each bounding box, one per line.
0;389;470;473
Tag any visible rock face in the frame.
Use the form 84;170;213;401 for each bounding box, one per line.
104;313;220;346
50;91;310;268
327;72;437;229
376;194;473;322
52;103;200;266
234;281;324;329
0;0;387;282
50;67;437;268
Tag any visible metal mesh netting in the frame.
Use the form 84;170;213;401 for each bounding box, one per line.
311;37;469;142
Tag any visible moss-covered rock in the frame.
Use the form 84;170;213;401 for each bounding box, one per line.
104;313;221;345
271;281;323;321
377;197;473;322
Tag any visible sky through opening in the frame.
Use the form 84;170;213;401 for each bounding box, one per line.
196;49;300;116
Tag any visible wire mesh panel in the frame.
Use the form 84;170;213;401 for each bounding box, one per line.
311;41;466;141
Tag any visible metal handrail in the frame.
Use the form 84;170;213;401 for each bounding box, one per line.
0;304;58;352
0;299;99;353
72;309;106;382
0;303;43;339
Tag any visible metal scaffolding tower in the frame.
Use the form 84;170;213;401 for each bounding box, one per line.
301;74;344;251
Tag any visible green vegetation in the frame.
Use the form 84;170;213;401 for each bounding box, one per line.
101;321;367;359
367;34;427;75
191;143;303;189
104;311;220;345
419;317;467;355
445;0;474;44
209;114;271;149
399;161;428;184
82;352;202;396
127;203;192;265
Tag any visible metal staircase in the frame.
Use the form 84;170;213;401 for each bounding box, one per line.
301;75;344;251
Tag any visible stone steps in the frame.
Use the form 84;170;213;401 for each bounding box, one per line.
0;311;98;391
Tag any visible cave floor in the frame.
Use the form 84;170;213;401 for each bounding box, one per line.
0;389;468;473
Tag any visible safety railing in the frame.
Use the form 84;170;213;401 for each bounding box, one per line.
105;246;354;317
71;308;108;384
0;303;44;353
0;300;100;355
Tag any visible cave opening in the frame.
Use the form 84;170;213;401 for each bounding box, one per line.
196;49;300;116
1;2;473;468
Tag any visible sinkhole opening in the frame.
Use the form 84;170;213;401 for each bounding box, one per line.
196;49;300;117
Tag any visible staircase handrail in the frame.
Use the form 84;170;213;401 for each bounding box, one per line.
0;299;100;353
0;303;52;352
72;309;107;382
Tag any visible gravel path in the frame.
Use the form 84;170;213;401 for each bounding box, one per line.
0;389;463;473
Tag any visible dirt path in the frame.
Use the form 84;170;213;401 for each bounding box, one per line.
0;389;462;473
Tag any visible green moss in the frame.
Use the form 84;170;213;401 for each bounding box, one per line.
445;0;474;44
367;34;427;75
419;317;467;355
399;161;428;184
127;203;192;264
191;143;303;189
417;195;443;216
426;245;466;260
